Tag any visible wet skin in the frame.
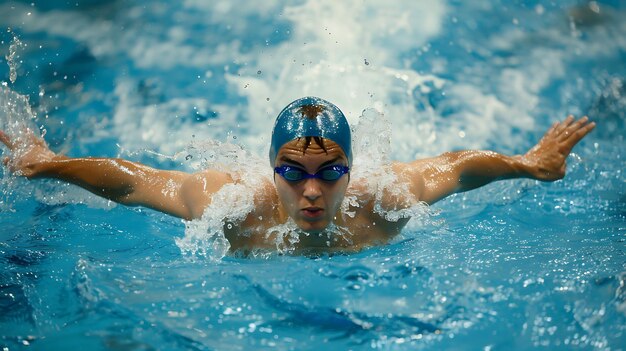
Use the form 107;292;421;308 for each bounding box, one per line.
273;138;350;234
0;116;596;252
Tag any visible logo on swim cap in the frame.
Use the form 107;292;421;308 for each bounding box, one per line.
269;96;352;166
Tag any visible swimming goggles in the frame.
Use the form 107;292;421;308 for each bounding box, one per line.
274;165;350;182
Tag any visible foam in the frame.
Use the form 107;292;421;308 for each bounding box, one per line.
0;1;448;159
4;1;626;260
3;1;626;165
0;86;116;209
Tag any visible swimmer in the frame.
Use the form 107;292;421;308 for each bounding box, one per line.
0;96;595;252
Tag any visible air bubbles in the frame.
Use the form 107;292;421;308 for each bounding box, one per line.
185;154;193;160
257;70;262;75
364;58;370;65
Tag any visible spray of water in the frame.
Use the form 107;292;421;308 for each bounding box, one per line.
174;106;434;260
0;85;116;210
4;30;24;84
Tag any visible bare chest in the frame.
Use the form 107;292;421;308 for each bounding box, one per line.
223;204;408;253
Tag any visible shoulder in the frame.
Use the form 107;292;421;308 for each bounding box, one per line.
390;161;426;200
181;169;233;194
342;165;419;242
180;170;278;220
179;170;234;219
348;162;426;205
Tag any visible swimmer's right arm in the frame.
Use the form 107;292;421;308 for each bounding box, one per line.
0;129;231;220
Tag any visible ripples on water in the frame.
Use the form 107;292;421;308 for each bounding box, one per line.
1;0;625;350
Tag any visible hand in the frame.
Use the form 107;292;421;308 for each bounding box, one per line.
520;115;595;181
0;128;58;178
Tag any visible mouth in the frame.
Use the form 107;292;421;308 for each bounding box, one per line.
301;207;324;220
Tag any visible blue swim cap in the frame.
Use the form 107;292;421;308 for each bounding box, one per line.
269;96;352;166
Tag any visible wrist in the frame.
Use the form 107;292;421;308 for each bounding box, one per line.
512;155;537;179
30;154;68;178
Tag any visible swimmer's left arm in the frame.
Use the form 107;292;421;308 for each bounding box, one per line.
394;116;595;205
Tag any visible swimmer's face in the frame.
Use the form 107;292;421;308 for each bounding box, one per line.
274;138;349;233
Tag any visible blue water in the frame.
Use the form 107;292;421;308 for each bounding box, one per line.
1;0;625;350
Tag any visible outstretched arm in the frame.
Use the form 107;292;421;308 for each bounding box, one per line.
393;116;595;205
0;129;231;219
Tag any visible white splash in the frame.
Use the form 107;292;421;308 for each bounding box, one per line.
349;108;433;228
174;107;434;260
0;1;448;160
5;32;24;84
177;182;252;261
175;139;269;260
0;87;114;209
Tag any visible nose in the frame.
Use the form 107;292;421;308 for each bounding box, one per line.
302;178;322;201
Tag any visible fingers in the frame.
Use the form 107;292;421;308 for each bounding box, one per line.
0;128;47;152
554;115;595;155
545;121;559;137
561;116;592;138
25;127;42;144
555;115;575;134
556;116;592;138
568;116;589;131
0;130;14;150
567;119;595;146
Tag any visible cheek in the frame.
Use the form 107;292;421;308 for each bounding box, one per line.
275;181;299;208
327;179;349;206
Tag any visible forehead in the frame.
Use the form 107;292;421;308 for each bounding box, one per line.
276;138;347;164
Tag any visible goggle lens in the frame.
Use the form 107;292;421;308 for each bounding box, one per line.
275;165;349;182
283;169;305;181
319;169;343;181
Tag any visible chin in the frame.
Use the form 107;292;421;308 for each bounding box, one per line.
297;220;329;234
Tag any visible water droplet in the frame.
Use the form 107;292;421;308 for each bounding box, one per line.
266;98;270;101
257;70;262;75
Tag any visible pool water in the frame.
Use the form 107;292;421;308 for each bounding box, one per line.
1;1;625;350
